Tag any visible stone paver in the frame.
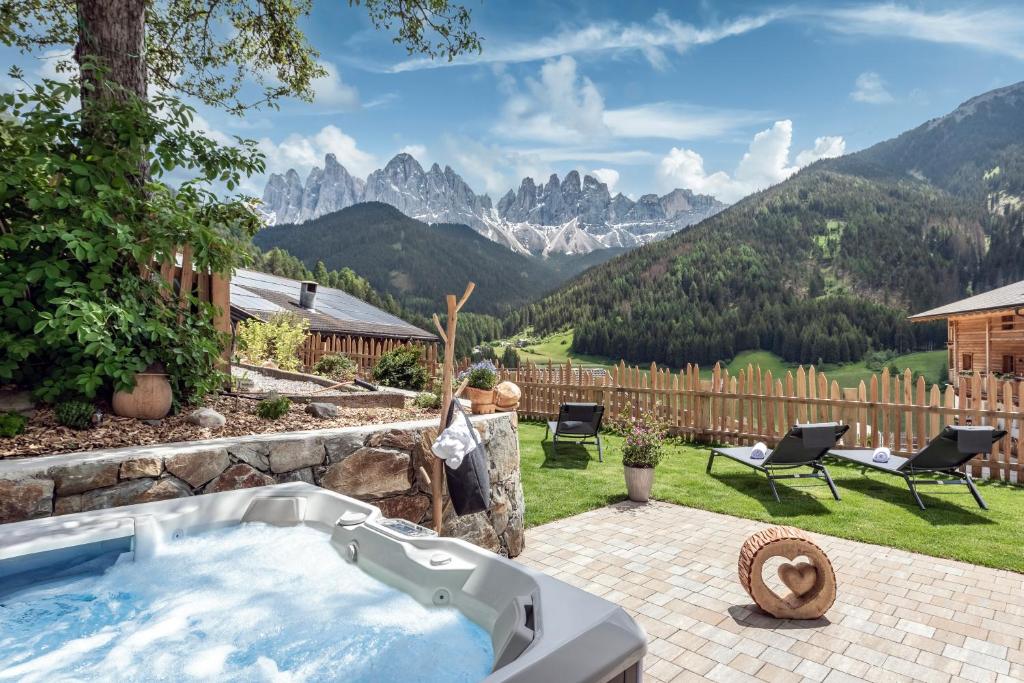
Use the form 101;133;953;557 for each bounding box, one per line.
517;501;1024;683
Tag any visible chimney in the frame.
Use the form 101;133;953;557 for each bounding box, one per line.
299;281;318;310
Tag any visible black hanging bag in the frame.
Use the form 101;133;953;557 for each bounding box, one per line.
442;399;491;516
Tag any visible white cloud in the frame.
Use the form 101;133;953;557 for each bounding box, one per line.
658;120;845;203
795;136;846;167
442;137;514;196
390;4;1024;73
590;168;620;192
494;56;607;144
604;103;765;140
309;62;359;111
820;4;1024;61
391;10;784;72
495;56;763;144
252;125;377;192
850;72;893;104
398;144;428;162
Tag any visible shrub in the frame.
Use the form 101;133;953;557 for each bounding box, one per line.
413;391;441;409
0;412;27;437
500;345;520;368
256;393;291;420
0;75;263;404
372;346;428;391
458;360;498;390
55;400;94;430
236;313;309;371
313;353;357;382
619;410;668;469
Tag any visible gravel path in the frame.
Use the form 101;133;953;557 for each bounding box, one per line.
231;366;349;396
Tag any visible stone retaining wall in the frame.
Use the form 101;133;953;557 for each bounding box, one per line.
0;413;524;557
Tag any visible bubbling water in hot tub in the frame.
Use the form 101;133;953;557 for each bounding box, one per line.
0;524;494;682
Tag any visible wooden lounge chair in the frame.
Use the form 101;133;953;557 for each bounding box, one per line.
827;425;1005;510
707;423;849;502
544;403;605;462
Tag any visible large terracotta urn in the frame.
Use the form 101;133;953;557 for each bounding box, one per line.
463;386;496;414
112;363;173;419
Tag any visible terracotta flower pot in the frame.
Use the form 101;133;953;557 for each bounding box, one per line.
624;465;655;502
112;365;173;420
463;386;496;414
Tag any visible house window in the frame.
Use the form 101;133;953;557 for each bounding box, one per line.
1002;315;1015;330
962;353;973;372
1004;356;1015;374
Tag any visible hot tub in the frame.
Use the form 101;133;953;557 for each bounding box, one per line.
0;483;645;682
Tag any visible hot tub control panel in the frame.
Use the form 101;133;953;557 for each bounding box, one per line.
378;518;437;538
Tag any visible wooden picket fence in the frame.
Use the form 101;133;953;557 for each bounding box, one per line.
504;360;1023;483
142;245;231;364
299;334;438;377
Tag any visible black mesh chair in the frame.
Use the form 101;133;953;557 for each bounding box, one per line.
707;423;849;502
544;403;605;462
827;425;1005;510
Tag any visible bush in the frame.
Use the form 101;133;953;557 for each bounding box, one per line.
500;345;520;368
0;75;263;404
0;412;27;437
55;400;94;430
313;353;357;382
458;360;498;390
372;346;428;391
256;393;291;420
413;391;442;409
619;410;668;469
236;314;309;371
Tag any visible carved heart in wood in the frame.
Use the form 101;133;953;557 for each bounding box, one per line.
778;561;817;596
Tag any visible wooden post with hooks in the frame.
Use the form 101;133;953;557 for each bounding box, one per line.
430;282;475;534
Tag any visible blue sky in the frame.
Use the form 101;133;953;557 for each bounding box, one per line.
4;1;1024;202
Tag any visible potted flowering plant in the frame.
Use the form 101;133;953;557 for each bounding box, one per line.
620;410;667;502
458;361;499;414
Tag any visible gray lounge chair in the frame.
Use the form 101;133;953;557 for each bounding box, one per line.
544;403;605;462
707;423;849;502
827;425;1005;510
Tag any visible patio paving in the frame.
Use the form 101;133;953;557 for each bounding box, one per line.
517;501;1024;683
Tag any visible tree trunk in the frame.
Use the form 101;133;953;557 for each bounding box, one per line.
74;0;148;177
75;0;147;109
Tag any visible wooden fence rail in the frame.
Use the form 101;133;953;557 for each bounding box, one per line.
299;334;438;378
503;360;1023;483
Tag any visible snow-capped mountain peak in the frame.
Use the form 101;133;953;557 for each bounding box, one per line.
260;153;726;255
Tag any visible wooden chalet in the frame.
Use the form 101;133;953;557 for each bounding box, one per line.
230;269;438;374
910;279;1024;387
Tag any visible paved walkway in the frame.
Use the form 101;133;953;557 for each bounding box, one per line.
517;502;1024;683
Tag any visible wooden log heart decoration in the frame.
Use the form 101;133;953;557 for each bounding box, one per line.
738;526;836;619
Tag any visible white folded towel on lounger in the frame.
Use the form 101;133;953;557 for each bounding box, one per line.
872;446;891;463
751;442;769;459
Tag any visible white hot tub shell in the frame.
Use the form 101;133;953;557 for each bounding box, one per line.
0;483;646;682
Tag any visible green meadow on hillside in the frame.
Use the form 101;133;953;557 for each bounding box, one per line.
502;330;947;389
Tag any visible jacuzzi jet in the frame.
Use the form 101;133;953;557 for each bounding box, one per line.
171;528;184;541
346;541;358;562
433;587;451;605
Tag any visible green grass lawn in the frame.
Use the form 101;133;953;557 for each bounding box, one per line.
509;330;947;389
518;422;1024;573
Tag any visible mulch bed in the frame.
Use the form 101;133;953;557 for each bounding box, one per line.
1;394;437;459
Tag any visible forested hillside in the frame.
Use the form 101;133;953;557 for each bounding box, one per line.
510;81;1024;368
253;202;568;316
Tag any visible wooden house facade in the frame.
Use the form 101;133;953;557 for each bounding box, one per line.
910;280;1024;387
230;269;438;375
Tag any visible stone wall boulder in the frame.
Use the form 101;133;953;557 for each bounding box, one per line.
207;464;275;493
165;448;230;488
321;447;412;499
0;478;53;523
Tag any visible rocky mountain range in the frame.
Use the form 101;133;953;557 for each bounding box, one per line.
260;153;725;255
